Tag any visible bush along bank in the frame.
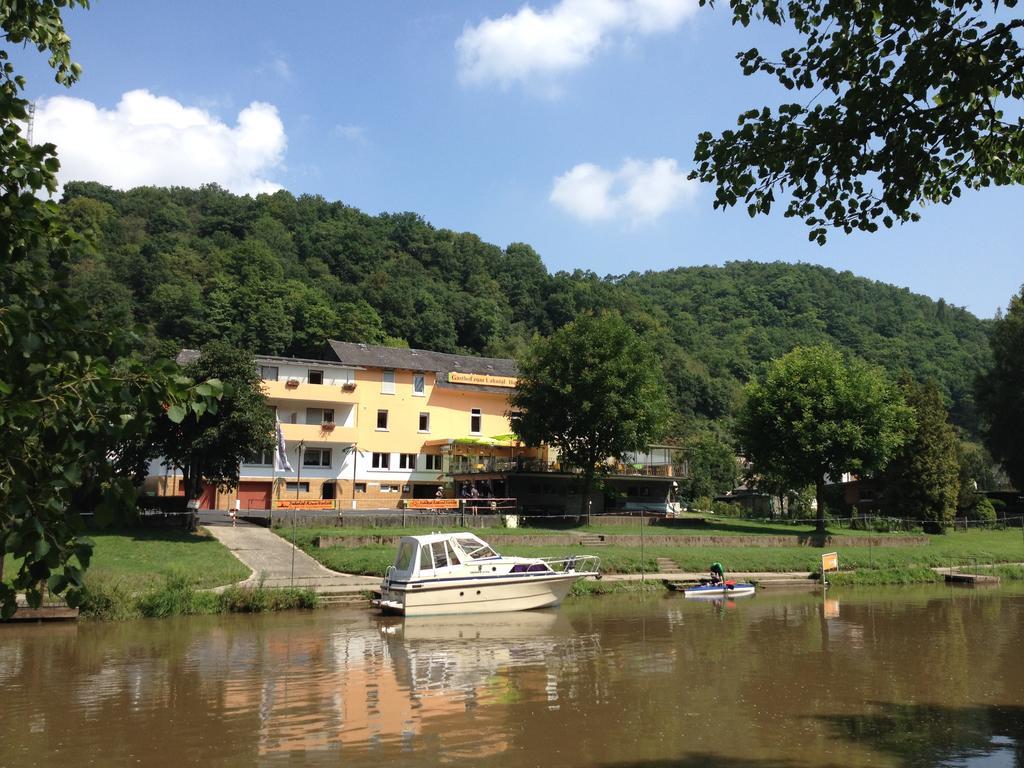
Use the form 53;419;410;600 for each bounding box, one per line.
79;574;319;621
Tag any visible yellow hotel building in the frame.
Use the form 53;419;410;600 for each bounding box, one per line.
150;341;545;510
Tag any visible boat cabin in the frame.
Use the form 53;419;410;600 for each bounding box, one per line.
388;532;551;582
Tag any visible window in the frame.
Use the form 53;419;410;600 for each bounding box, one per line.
413;373;425;396
470;408;482;434
321;481;336;500
431;541;449;569
425;454;442;471
381;369;395;394
306;408;335;425
395;542;415;570
247;449;273;466
308;369;323;385
285;481;310;493
259;365;279;381
303;448;332;467
420;545;433;571
376;409;389;430
372;452;390;469
354;482;367;494
399;453;417;470
455;536;497;560
381;483;400;493
418;412;430;432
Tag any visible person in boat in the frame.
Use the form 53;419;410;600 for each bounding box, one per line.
709;562;725;585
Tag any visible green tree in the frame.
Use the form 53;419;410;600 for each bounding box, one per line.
694;1;1024;243
976;287;1024;488
679;430;739;501
0;0;222;617
955;439;997;511
880;377;959;529
737;345;913;532
510;313;670;514
148;343;274;503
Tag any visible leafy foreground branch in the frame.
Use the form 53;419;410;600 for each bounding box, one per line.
78;574;319;621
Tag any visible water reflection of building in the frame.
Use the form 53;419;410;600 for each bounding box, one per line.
219;611;599;758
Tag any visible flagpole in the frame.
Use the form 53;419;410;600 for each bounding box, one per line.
291;440;304;587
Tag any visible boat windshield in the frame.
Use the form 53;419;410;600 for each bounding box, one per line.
394;541;415;571
454;536;497;560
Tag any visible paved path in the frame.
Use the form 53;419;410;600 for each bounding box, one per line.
603;570;818;584
200;512;379;593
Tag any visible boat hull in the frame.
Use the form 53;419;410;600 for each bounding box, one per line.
683;584;756;598
380;573;589;616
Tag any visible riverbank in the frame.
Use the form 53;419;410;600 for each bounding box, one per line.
2;526;321;621
288;522;1024;588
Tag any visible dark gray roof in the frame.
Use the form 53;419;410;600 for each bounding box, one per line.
255;353;364;369
328;340;518;377
328;340;519;393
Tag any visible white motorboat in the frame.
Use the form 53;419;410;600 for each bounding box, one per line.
375;532;600;616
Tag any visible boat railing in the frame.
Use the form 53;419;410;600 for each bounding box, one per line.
541;554;601;575
383;565;395;588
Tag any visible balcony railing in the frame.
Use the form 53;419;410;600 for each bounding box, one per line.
449;457;687;478
279;422;355;443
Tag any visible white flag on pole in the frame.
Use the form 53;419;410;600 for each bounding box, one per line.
274;415;292;472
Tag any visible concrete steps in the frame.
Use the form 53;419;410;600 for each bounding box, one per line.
577;534;608;547
655;557;683;575
318;592;373;607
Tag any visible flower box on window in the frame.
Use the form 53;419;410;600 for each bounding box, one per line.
321;421;336;431
285;378;300;388
341;381;357;392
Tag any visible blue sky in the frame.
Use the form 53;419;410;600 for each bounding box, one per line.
15;0;1021;319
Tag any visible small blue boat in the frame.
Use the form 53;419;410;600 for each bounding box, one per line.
683;581;756;598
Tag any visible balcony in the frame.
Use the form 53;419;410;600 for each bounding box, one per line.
449;456;687;478
262;379;359;404
280;422;355;444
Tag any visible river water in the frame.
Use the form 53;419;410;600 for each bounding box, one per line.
1;585;1022;768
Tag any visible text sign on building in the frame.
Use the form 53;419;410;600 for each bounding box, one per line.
447;372;518;388
276;499;334;510
408;499;460;510
821;552;839;573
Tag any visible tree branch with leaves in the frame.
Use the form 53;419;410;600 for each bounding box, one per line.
694;0;1024;243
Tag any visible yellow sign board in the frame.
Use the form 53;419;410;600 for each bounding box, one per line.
447;372;518;388
821;551;839;573
275;499;334;510
408;499;460;510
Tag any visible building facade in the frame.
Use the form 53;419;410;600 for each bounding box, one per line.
146;341;543;510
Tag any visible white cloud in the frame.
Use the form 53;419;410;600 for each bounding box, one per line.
456;0;697;89
257;56;292;81
550;157;697;224
34;89;287;195
334;123;369;144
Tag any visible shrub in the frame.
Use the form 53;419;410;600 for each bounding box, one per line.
79;573;140;621
971;497;997;524
711;500;740;517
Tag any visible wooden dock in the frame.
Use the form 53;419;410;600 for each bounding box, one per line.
2;605;79;622
944;572;1001;586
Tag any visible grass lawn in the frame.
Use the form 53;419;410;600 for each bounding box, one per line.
2;527;250;591
291;525;1024;579
282;517;944;540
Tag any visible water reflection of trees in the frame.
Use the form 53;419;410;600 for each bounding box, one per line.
816;703;1024;768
